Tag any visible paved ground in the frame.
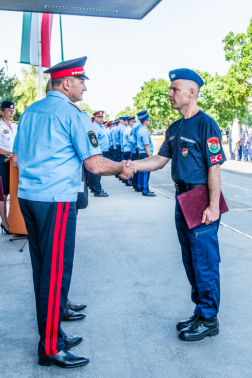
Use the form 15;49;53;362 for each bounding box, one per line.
0;147;252;377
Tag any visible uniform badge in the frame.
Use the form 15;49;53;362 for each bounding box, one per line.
210;154;222;164
207;137;220;153
182;148;188;157
171;74;176;79
3;129;9;134
88;131;99;148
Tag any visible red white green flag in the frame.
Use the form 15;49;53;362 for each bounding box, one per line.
20;13;53;68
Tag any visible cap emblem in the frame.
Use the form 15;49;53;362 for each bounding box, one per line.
171;74;176;79
72;71;85;75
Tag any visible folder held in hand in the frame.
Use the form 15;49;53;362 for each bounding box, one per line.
177;184;228;229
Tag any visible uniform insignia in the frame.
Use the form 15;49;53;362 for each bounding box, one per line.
70;103;82;112
171;74;176;79
180;137;195;144
3;129;9;134
182;148;188;157
10;105;14;109
88;131;99;148
207;137;220;153
168;136;175;141
210;154;222;164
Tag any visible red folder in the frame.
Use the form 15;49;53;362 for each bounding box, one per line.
177;184;228;229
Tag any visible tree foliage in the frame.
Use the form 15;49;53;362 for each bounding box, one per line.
115;106;136;119
133;79;179;129
0;68;22;120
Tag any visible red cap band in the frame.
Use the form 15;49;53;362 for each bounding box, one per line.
51;66;85;80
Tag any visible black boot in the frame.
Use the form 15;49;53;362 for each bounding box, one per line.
176;314;198;331
66;299;87;312
179;315;219;341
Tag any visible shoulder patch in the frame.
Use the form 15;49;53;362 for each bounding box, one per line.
88;131;99;148
70;103;82;112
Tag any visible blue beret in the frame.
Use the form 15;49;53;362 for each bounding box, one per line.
1;100;15;109
137;110;147;117
140;113;150;122
169;68;204;87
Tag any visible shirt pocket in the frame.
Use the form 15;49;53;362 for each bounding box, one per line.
179;139;195;158
0;132;12;149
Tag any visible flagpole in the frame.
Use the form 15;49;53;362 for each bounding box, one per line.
38;13;43;100
59;15;64;61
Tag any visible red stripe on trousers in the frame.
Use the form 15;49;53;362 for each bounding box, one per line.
51;202;70;353
45;203;65;356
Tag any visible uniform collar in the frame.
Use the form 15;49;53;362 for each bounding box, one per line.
46;90;71;102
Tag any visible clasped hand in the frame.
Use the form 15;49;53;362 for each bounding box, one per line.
118;160;136;180
202;205;220;225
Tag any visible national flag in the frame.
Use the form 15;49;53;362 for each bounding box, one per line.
20;13;53;68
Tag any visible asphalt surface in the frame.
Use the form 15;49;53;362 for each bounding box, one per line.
0;141;252;378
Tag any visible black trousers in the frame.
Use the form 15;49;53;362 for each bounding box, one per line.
116;145;121;162
112;148;118;161
89;151;109;192
131;152;138;189
19;199;77;356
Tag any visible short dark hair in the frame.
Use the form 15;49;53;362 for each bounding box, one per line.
51;76;75;89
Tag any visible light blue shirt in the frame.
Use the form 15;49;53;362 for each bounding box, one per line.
137;126;154;154
122;125;132;152
13;91;101;202
115;124;122;145
111;126;117;149
93;121;110;152
107;128;113;146
120;125;127;151
131;121;142;152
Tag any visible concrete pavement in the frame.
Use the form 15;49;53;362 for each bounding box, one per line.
0;163;252;377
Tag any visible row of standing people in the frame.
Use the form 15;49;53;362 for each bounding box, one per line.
88;110;156;197
228;121;252;162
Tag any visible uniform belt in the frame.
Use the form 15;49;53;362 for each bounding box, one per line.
174;183;202;192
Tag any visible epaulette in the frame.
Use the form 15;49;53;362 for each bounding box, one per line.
70;103;83;112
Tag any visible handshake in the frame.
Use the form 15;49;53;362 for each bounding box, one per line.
119;160;137;180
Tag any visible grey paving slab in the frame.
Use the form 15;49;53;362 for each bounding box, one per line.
0;170;252;378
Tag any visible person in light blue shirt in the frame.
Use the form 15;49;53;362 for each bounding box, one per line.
131;110;147;191
136;114;156;196
122;116;135;186
90;110;110;197
115;118;124;161
111;120;119;161
120;117;128;157
11;56;133;368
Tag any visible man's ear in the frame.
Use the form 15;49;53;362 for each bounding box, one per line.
62;78;71;91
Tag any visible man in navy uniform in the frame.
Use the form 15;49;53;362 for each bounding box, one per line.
128;68;226;341
89;110;109;197
12;56;133;368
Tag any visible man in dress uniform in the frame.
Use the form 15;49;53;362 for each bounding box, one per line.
89;111;109;197
12;56;133;368
115;118;124;162
128;68;226;341
131;111;147;191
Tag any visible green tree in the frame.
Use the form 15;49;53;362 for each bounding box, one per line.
0;67;22;120
115;106;136;119
77;102;110;121
195;70;250;129
14;66;48;114
133;79;179;130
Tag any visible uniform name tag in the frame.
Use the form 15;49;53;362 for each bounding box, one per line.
168;136;175;141
180;137;195;144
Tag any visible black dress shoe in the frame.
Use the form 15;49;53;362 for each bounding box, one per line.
39;348;89;368
94;191;109;197
134;188;142;192
63;333;83;349
125;183;132;186
66;299;87;312
62;307;86;321
176;314;198;331
179;315;219;341
142;191;156;196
